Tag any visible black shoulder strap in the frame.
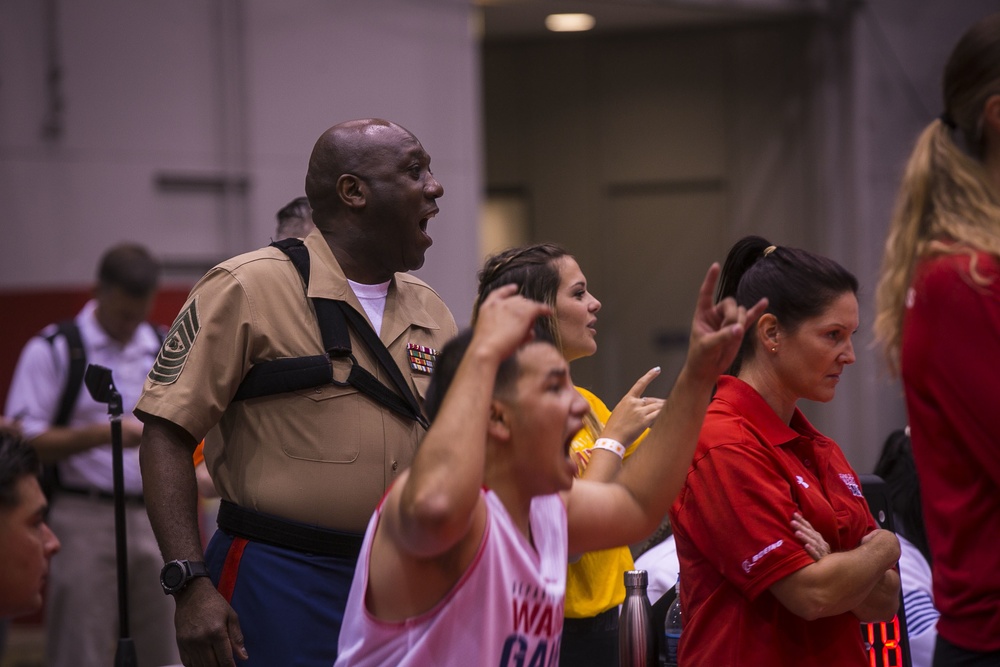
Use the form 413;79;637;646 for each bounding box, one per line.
332;300;428;429
235;239;428;428
44;320;87;427
274;238;352;355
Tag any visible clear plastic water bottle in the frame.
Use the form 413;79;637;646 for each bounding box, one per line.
619;569;656;667
664;578;683;667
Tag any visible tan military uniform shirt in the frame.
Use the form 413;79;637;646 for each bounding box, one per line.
135;231;457;532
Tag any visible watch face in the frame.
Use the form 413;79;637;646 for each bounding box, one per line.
162;563;185;590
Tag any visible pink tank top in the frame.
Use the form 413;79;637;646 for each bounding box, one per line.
335;489;568;666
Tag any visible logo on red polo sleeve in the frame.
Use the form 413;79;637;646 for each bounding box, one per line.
741;539;784;574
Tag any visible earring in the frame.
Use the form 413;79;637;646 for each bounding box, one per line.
771;347;777;353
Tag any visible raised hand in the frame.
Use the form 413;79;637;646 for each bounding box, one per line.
603;367;664;446
469;284;552;364
687;263;768;379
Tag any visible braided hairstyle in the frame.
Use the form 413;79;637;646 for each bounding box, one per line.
474;243;570;352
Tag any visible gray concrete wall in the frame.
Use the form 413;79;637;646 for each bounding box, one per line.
482;1;998;472
0;0;481;323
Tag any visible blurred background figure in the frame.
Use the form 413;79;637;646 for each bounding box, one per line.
275;195;315;241
873;427;938;667
3;243;179;667
0;432;61;620
874;11;1000;666
475;243;663;667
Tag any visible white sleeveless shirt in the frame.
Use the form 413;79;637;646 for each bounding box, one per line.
335;489;568;666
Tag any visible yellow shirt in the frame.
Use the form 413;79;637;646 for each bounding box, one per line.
564;386;645;618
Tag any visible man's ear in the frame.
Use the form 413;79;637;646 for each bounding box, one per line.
487;400;511;442
337;174;367;209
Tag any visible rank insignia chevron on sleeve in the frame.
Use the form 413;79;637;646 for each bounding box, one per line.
148;298;200;384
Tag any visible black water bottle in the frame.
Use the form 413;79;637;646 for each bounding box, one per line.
619;569;656;667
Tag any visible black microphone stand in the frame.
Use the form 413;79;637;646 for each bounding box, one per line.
84;364;137;667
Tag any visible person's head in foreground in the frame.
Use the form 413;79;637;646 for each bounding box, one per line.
0;433;60;618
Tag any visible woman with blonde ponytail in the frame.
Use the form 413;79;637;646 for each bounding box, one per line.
874;12;1000;666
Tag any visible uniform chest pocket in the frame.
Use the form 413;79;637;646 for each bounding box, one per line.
281;383;363;463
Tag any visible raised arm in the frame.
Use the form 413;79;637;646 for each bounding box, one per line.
567;264;767;554
379;286;551;559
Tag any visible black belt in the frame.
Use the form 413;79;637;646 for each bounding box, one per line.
562;606;620;634
58;485;145;505
217;499;363;560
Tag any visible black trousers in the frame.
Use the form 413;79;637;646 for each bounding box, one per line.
559;607;620;667
934;636;1000;667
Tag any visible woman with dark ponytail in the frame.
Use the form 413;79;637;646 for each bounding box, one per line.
670;236;901;666
874;13;1000;666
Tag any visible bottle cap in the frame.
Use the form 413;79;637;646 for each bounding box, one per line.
624;569;648;588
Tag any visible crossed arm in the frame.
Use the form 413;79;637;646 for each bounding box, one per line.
777;515;901;622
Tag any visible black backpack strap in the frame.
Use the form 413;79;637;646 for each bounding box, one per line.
38;320;86;498
44;320;87;427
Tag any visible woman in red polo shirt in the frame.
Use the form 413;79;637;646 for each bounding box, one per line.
670;236;901;666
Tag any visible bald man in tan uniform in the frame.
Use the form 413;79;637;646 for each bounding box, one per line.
136;119;457;667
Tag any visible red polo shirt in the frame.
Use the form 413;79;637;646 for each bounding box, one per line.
670;376;876;666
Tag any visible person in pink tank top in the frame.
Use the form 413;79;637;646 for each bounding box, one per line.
336;264;766;666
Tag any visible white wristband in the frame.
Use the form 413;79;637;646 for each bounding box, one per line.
593;438;625;459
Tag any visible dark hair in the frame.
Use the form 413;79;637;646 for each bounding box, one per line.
275;197;314;241
0;433;40;510
97;243;160;298
474;244;569;351
718;235;858;375
277;197;311;224
873;428;931;564
423;325;555;423
943;12;1000;161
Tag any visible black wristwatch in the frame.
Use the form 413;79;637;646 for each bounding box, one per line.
160;559;210;596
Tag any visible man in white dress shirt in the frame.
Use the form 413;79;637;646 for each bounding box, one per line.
4;243;179;667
